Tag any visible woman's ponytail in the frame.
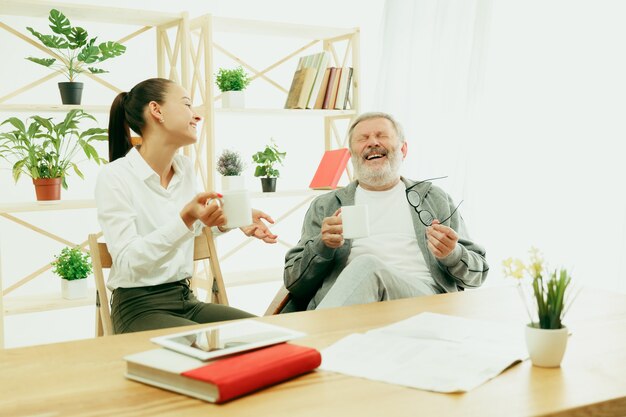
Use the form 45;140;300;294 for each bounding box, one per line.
108;92;131;162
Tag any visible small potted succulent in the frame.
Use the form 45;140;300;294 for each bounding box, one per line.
216;149;246;191
25;8;126;104
0;109;108;201
502;247;576;367
52;246;93;300
215;66;250;109
252;139;286;192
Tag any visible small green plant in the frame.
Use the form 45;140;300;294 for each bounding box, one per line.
215;66;250;92
216;149;245;176
52;247;93;281
252;140;286;178
26;9;126;82
502;247;576;330
0;109;108;189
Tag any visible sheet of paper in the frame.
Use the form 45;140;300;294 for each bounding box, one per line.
320;312;527;393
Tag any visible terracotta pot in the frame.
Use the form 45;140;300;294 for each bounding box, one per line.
33;178;62;201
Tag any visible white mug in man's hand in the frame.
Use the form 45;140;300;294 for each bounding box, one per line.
341;205;370;239
222;190;252;228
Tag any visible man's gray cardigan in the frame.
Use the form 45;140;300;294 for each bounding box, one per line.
283;177;489;312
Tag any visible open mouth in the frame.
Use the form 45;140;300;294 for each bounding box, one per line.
363;148;388;161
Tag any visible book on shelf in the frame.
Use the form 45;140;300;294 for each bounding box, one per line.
309;148;351;190
323;67;342;110
313;67;331;109
285;67;316;109
284;52;328;110
125;343;322;404
334;67;353;110
306;51;330;109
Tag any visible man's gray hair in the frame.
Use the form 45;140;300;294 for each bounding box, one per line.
347;112;406;144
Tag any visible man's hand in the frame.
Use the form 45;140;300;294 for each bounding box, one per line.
240;209;278;244
180;192;225;229
426;219;458;259
321;208;344;248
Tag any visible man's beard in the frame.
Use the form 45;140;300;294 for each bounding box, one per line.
352;145;403;188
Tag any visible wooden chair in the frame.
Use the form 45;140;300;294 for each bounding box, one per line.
88;227;229;337
264;285;291;316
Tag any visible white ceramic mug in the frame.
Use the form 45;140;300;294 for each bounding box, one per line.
341;205;370;239
221;190;252;229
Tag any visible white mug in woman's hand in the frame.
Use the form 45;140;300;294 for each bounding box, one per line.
221;191;252;228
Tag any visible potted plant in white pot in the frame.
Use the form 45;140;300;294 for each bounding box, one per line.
252;139;286;192
216;149;246;191
0;109;108;201
52;246;93;300
25;8;126;104
215;66;250;109
503;247;577;368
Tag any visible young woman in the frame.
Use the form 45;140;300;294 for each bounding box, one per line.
96;77;277;334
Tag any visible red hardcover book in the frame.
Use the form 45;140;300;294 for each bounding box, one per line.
125;343;321;403
309;148;351;190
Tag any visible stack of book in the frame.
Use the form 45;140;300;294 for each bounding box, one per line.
285;51;353;110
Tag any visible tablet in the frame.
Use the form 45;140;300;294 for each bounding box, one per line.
150;320;306;361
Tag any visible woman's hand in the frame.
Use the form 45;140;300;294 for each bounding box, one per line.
180;192;225;229
240;209;278;244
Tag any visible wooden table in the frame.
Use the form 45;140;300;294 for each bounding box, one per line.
1;286;625;417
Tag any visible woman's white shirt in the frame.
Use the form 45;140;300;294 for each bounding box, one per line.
95;147;203;291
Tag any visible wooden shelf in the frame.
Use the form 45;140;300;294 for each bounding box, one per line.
211;16;357;39
249;189;329;199
0;104;111;113
213;108;356;117
0;199;96;214
3;288;96;315
0;0;183;26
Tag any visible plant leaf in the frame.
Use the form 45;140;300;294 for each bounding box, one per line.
25;57;56;67
77;45;101;64
98;41;126;60
87;67;107;74
48;9;71;36
67;27;88;48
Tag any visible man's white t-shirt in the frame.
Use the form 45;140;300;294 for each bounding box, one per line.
347;181;439;291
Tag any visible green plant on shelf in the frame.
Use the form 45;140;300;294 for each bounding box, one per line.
25;8;126;82
215;66;250;92
52;247;93;281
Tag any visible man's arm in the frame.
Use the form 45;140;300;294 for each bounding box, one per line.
427;190;489;289
283;200;338;299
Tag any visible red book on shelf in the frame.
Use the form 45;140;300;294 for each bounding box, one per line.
309;148;351;190
125;343;321;404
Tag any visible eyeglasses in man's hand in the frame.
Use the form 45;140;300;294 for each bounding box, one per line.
405;176;463;227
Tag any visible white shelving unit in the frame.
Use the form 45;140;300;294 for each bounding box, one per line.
0;1;361;347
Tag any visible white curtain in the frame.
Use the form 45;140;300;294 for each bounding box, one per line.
375;0;626;292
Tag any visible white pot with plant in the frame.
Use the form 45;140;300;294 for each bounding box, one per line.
0;109;108;201
215;66;250;109
25;9;126;104
217;149;246;191
503;247;577;368
252;139;286;193
52;247;93;300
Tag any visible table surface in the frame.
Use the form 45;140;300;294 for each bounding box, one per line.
1;285;625;417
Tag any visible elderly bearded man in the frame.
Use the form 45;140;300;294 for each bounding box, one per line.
283;112;488;311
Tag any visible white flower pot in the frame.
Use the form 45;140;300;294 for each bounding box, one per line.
221;175;246;192
221;91;245;109
61;278;88;300
525;323;568;367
